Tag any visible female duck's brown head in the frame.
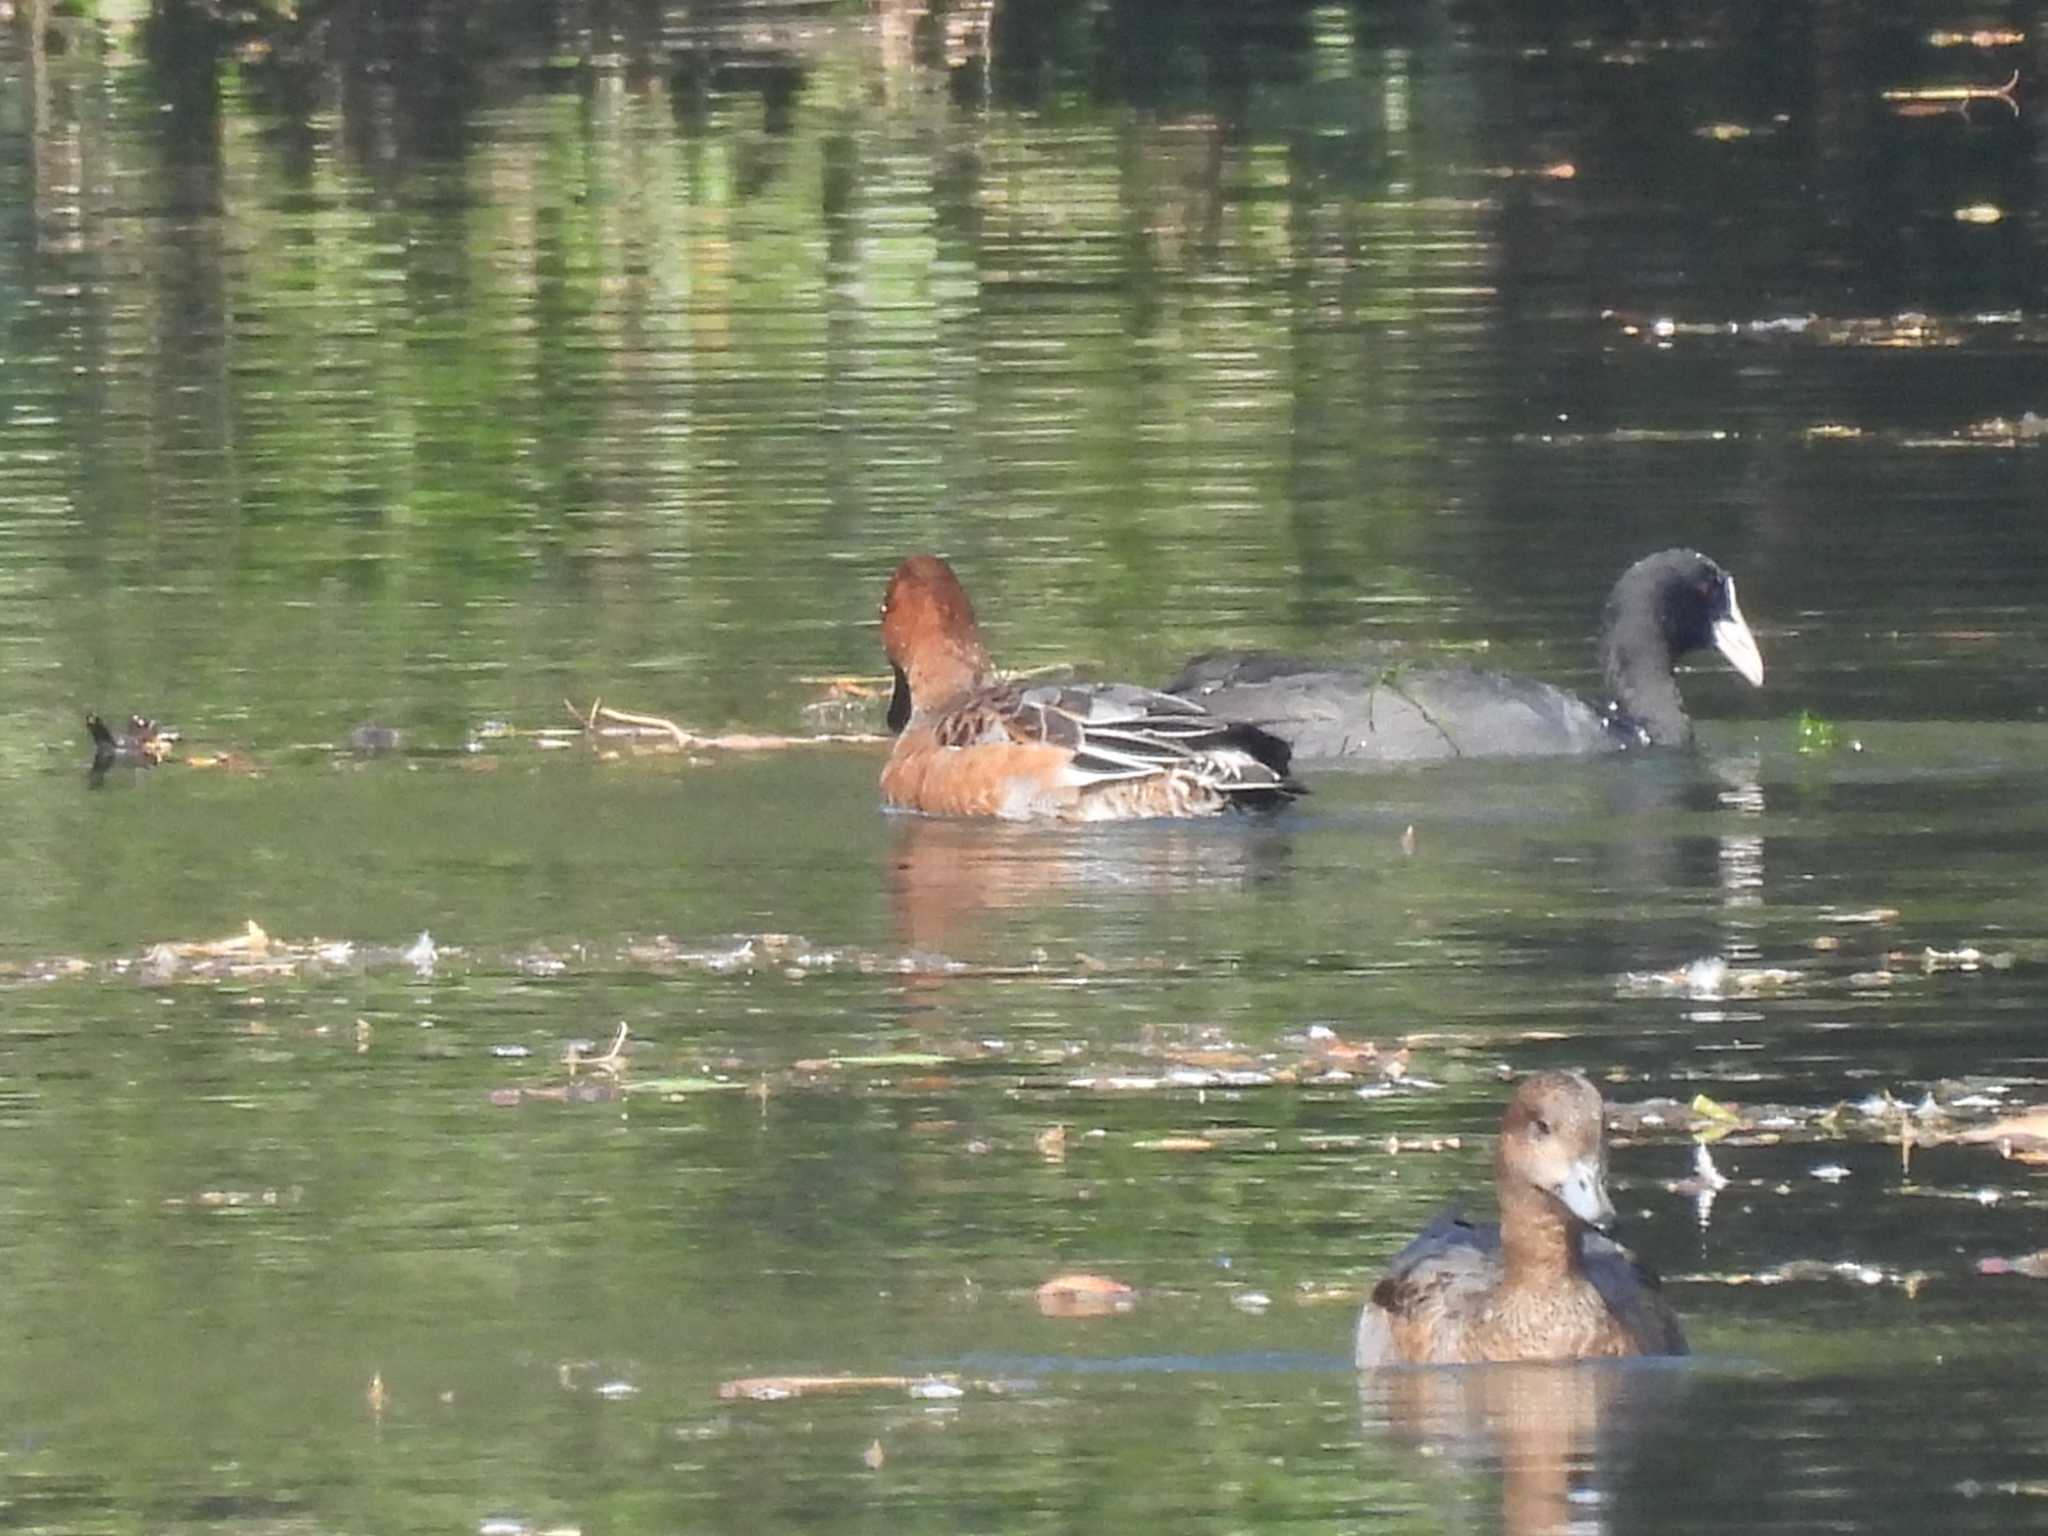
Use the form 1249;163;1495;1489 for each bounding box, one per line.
881;555;994;732
1496;1070;1616;1232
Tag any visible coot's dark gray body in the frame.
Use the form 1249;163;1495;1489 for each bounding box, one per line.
1167;550;1763;767
1165;654;1619;763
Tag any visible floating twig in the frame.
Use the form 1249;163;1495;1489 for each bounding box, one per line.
569;1021;631;1077
568;698;885;750
718;1374;961;1401
1882;69;2020;117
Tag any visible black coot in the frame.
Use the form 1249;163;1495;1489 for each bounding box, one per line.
1166;549;1763;765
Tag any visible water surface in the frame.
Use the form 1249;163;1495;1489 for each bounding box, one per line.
2;2;2048;1532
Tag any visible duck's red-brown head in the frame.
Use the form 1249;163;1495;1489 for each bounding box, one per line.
880;555;993;730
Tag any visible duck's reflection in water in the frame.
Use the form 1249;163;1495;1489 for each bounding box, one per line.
1358;1361;1690;1536
884;815;1298;958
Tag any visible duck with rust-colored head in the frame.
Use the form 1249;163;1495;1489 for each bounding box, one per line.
878;554;1304;821
1356;1071;1687;1367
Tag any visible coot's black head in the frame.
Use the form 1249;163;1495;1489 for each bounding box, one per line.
1599;549;1763;746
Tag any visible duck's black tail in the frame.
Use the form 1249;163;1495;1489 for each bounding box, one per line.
1221;722;1308;811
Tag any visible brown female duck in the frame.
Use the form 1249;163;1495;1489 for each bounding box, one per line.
1356;1071;1687;1366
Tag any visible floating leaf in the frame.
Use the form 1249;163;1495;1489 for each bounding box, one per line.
1977;1252;2048;1278
1035;1273;1135;1319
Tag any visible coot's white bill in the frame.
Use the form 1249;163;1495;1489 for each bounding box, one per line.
1712;581;1765;687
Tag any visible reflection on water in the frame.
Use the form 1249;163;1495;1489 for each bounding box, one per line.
885;813;1296;954
2;0;2048;1532
1361;1361;1692;1536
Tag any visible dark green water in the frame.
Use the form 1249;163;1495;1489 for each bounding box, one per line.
4;2;2048;1532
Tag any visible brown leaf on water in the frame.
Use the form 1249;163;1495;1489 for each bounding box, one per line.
1294;1283;1364;1306
1132;1137;1215;1153
863;1439;887;1471
162;920;272;959
1306;1031;1379;1066
1035;1124;1068;1163
1167;1048;1259;1070
1035;1273;1135;1319
1977;1251;2048;1279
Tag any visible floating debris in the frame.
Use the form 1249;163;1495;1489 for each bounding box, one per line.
1475;161;1575;179
1694;117;1786;141
1881;69;2020;117
571;696;886;754
1927;28;2025;48
1977;1251;2048;1279
1035;1273;1135;1319
1599;307;2036;351
1675;1259;1930;1293
1959;1107;2048;1162
1616;957;1803;998
1382;1135;1462;1156
1961;412;2048;444
718;1374;960;1402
